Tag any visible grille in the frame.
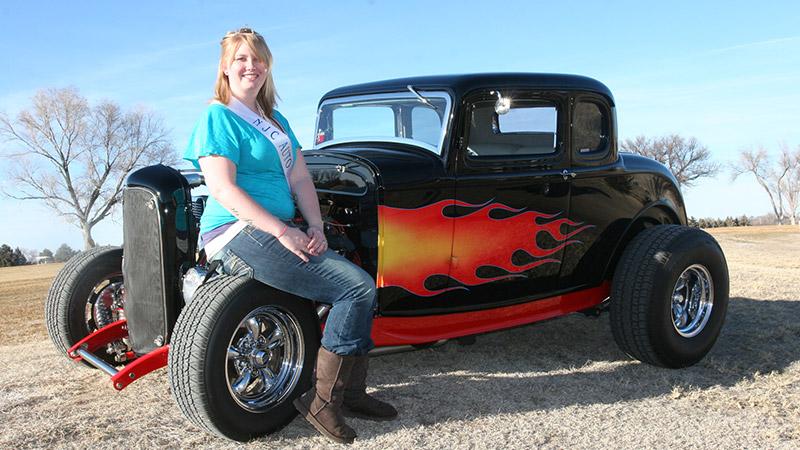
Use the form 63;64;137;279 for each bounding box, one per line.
122;187;168;354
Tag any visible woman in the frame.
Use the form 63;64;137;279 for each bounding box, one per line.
183;28;396;444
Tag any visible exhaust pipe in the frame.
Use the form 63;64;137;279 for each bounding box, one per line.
369;339;449;357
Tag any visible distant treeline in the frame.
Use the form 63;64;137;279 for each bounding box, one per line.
689;216;751;228
0;243;80;267
688;213;787;228
0;245;28;267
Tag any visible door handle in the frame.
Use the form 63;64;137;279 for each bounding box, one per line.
561;169;576;180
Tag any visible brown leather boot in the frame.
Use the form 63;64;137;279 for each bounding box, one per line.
294;348;357;444
342;355;398;421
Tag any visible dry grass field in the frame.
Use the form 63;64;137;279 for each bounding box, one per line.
1;226;798;449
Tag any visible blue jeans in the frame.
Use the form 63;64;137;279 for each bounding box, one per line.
214;224;376;356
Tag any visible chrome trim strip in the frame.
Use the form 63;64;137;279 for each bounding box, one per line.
314;188;366;197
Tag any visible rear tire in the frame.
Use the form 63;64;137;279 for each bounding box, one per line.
610;225;729;368
168;275;320;441
44;246;125;367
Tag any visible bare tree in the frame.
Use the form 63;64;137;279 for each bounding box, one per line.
21;248;39;264
0;87;176;249
780;144;800;225
731;145;800;225
621;134;720;187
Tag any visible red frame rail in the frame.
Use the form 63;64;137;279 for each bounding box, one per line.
66;283;609;390
67;320;169;391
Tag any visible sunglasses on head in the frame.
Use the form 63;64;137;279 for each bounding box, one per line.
222;27;262;41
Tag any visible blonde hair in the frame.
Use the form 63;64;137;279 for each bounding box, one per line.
214;28;279;118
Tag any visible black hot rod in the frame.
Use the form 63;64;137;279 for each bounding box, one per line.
45;73;728;441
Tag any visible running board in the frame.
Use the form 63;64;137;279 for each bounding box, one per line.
67;320;169;390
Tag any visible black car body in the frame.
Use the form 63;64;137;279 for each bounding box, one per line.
307;73;685;318
46;73;727;442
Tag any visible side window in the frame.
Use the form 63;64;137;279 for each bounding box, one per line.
467;101;558;158
573;101;608;154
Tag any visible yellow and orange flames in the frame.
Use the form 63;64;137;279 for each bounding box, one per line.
377;199;593;297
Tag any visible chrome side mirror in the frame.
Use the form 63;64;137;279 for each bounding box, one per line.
491;90;511;115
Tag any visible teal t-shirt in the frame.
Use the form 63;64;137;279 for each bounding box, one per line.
183;103;301;234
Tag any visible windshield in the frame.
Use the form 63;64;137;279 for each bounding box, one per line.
314;91;452;155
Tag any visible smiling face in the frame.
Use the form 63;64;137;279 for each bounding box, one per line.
214;29;278;117
224;43;268;105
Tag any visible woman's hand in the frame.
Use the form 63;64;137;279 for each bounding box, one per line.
277;227;312;262
306;225;328;256
290;152;329;256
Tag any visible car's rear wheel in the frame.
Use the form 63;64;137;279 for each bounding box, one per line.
610;225;729;368
44;246;130;368
168;275;319;441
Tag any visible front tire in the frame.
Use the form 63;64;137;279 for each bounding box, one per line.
610;225;729;368
44;246;125;367
168;275;320;441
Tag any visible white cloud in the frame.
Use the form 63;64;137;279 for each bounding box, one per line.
705;36;800;55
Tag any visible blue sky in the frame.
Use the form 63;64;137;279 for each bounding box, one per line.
1;0;799;251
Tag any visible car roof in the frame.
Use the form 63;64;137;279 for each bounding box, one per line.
321;73;615;105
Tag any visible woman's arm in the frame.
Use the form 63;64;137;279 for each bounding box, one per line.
289;151;323;229
199;155;313;262
288;151;328;255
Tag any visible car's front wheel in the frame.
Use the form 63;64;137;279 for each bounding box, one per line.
44;246;129;368
168;275;319;441
610;225;729;368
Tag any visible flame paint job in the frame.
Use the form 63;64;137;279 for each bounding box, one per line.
377;199;593;296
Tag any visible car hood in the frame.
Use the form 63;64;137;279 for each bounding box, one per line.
304;143;448;190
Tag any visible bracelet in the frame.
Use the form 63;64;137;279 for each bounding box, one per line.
275;224;288;239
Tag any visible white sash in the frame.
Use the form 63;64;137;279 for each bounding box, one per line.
203;99;296;259
223;98;294;190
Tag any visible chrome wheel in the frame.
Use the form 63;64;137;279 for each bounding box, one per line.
226;306;305;412
83;275;131;363
85;276;124;331
671;264;714;338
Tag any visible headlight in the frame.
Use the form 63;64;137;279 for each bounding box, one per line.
181;266;208;304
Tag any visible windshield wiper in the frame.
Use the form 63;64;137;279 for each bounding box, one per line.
407;85;439;111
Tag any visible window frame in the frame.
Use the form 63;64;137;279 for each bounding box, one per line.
460;89;569;171
570;94;615;166
314;91;453;156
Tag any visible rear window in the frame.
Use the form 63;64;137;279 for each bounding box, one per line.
573;101;607;154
